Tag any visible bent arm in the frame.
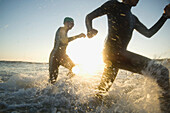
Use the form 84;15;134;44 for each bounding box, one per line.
86;1;113;32
134;15;167;38
68;35;80;42
68;33;85;42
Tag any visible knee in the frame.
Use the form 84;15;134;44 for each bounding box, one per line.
143;60;169;91
159;66;169;81
145;61;169;79
157;66;169;91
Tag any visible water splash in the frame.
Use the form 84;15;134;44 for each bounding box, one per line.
1;60;169;112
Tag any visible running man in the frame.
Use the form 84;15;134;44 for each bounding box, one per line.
85;0;170;112
49;17;86;84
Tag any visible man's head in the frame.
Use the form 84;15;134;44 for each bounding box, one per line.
63;17;74;30
122;0;139;6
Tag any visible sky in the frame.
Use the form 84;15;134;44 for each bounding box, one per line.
0;0;170;63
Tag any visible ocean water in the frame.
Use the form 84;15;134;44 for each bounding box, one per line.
0;60;169;113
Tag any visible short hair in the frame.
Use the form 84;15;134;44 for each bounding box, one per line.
63;17;74;24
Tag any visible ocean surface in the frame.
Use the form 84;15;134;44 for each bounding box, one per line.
0;60;169;113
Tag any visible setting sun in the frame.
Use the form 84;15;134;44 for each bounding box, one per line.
67;36;105;76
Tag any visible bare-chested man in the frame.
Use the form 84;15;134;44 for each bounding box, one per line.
49;17;85;84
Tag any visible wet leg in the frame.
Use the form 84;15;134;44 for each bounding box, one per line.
117;51;170;113
49;68;59;84
142;61;170;113
49;56;60;84
97;63;119;98
60;54;75;78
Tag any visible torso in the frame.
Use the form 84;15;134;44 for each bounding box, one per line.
51;27;68;58
105;1;136;52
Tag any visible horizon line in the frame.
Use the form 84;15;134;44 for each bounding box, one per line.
0;58;170;64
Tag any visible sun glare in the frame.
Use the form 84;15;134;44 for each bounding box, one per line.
67;37;105;76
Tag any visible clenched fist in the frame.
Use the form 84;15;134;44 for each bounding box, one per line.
164;4;170;18
87;29;98;38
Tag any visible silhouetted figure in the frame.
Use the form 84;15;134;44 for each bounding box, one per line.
85;0;170;112
49;17;85;84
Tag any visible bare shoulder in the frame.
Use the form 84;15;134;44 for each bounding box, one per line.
58;27;66;34
58;27;64;32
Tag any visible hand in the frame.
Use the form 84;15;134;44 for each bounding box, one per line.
164;4;170;18
87;29;98;38
78;33;86;38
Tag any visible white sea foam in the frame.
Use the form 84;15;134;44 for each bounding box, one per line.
0;61;169;112
5;73;49;89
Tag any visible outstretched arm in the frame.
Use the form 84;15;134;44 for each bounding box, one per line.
85;1;114;38
59;29;85;43
68;33;86;42
134;4;170;38
134;15;167;38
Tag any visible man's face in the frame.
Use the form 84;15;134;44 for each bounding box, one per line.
67;21;74;30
